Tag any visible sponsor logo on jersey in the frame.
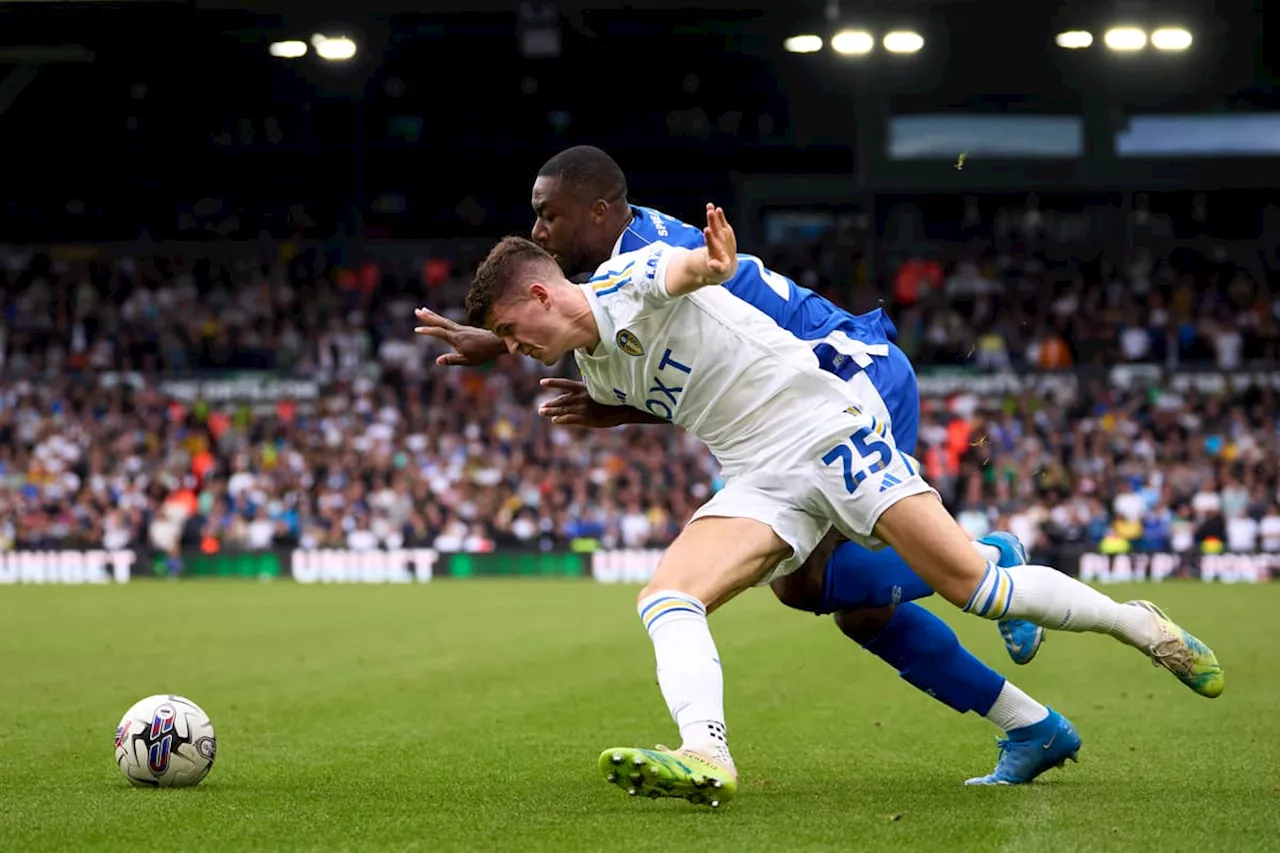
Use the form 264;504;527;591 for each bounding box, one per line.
616;329;645;357
644;208;669;238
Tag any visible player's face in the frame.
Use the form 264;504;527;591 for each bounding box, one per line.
488;289;570;366
530;176;607;278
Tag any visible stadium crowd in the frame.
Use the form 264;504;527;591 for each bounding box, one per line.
1;232;1278;562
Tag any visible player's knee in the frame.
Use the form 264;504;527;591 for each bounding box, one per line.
834;605;896;644
769;530;844;613
769;570;824;612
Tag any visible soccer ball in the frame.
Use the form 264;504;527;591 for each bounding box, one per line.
114;694;217;788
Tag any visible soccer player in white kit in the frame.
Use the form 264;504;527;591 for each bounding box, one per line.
453;204;1224;808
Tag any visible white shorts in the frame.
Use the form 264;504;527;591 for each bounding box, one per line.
689;404;935;585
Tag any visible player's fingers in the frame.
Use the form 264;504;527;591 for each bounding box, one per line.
415;326;453;342
415;307;457;329
540;377;588;391
541;395;579;410
436;353;467;366
552;414;587;426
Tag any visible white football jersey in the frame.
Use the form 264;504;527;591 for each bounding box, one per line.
573;243;866;478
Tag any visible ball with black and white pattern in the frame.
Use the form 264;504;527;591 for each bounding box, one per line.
114;694;216;788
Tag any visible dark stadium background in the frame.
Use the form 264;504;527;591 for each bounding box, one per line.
0;0;1277;585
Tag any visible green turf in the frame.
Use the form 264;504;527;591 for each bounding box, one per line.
1;580;1276;852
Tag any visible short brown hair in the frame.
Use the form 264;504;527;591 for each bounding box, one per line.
464;236;560;328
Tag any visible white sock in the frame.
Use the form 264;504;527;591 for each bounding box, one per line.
963;563;1159;649
971;541;1001;564
984;681;1049;734
638;590;734;768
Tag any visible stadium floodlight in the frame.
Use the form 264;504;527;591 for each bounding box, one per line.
882;30;924;54
1151;27;1192;51
784;34;824;54
830;30;874;55
313;36;357;61
268;40;308;59
1103;27;1147;51
1055;30;1093;49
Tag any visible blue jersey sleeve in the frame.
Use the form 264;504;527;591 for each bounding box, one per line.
617;206;705;253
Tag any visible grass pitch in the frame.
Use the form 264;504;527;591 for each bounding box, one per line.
1;580;1277;852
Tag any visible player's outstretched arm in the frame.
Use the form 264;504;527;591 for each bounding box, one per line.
662;203;738;297
414;307;509;366
538;378;668;427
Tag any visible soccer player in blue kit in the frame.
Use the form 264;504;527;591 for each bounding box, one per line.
414;147;1223;789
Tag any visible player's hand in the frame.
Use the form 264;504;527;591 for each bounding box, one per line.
702;203;738;284
537;378;632;428
414;307;508;367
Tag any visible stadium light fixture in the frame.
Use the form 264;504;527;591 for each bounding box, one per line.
882;30;924;54
1151;27;1192;51
783;34;824;54
1055;30;1093;49
268;40;308;58
830;30;874;55
313;35;357;61
1103;27;1147;51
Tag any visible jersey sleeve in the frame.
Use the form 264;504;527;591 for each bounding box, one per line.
586;243;680;312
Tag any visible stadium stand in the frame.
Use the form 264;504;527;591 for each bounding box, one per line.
4;218;1278;570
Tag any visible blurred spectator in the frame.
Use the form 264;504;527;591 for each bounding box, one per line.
0;227;1277;562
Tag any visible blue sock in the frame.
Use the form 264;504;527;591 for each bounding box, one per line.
819;541;934;614
862;602;1004;716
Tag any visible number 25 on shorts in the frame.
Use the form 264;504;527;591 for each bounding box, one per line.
822;424;894;494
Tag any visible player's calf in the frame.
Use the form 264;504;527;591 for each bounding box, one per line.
832;605;896;645
872;493;1225;695
615;514;795;802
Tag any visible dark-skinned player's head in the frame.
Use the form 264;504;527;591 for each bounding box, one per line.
530;145;631;278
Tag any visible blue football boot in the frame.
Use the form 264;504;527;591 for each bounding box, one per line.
979;531;1045;665
964;708;1082;786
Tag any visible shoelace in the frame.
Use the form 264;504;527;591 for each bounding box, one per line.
985;738;1018;779
1149;635;1195;673
653;744;735;776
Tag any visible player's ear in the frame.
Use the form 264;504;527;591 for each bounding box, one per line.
590;198;609;223
529;282;552;306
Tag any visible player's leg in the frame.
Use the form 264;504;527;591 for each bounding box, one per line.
772;532;1017;613
823;344;1041;663
600;506;807;808
980;531;1046;664
859;342;1044;664
871;491;1224;698
834;605;1081;785
775;534;1077;784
